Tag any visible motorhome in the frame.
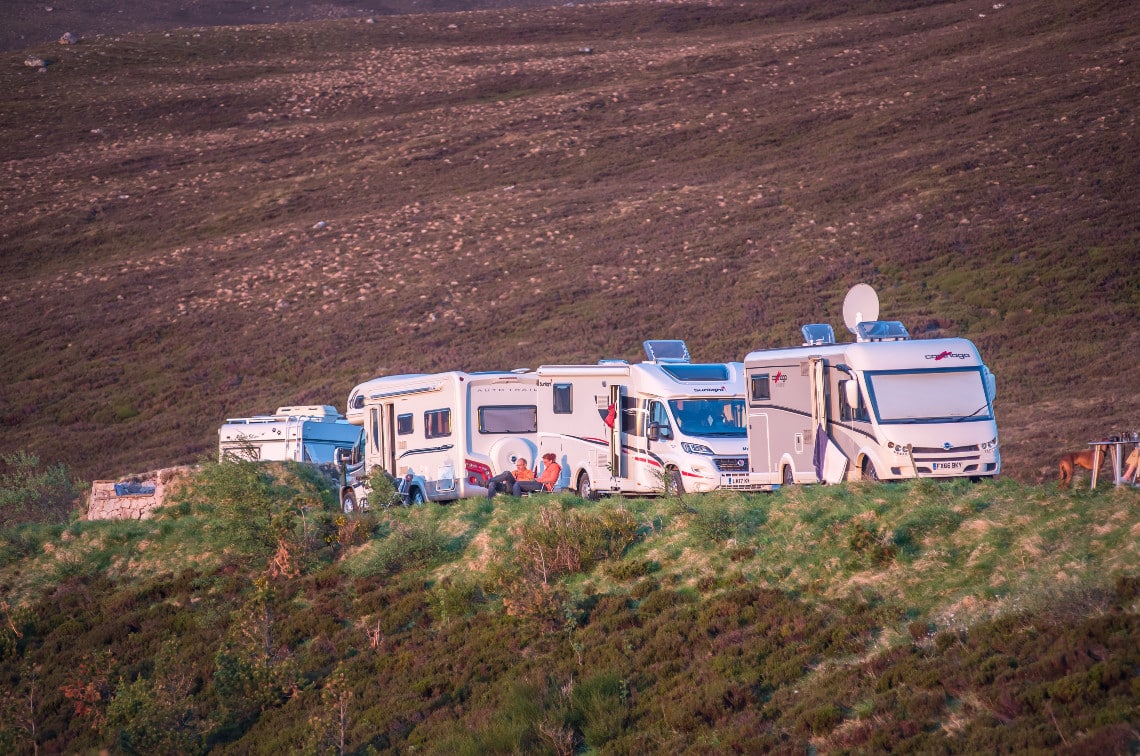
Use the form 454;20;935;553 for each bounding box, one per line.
218;406;361;464
534;340;770;499
336;371;538;510
743;285;999;485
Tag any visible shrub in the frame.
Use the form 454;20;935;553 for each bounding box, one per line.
570;673;629;748
0;451;80;528
512;505;639;585
342;520;445;578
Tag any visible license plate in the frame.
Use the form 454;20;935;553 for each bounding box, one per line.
933;461;963;470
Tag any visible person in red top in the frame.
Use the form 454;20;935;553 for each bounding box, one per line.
513;453;561;496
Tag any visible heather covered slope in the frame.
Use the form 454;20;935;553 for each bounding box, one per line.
1;0;1138;483
1;465;1137;752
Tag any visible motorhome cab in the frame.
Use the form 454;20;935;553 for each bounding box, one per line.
218;406;361;464
535;340;770;498
336;371;538;510
744;285;999;485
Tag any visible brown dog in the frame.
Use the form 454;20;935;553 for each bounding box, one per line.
1058;446;1106;489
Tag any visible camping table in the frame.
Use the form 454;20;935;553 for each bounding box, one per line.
1089;440;1137;488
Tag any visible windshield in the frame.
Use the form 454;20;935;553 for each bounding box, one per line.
865;368;992;424
667;398;747;437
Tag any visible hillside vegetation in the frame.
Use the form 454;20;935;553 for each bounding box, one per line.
1;0;1137;484
1;463;1137;752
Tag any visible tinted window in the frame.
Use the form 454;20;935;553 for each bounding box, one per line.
478;405;538;434
425;409;452;439
553;384;572;414
397;414;413;435
660;364;730;382
750;374;770;402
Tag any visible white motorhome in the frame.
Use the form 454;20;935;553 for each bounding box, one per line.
534;340;769;499
336;371;538;510
218;405;361;464
743;285;999;485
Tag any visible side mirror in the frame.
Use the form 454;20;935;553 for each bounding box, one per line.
648;424;661;442
842;380;860;409
984;368;997;402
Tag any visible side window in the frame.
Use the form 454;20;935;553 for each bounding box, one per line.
750;374;771;403
424;409;452;439
396;413;413;435
649;401;670;429
553;384;572;414
620;397;644;436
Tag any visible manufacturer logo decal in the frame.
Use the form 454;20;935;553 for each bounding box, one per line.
926;351;970;360
771;371;787;385
943;442;952;450
694;385;728;394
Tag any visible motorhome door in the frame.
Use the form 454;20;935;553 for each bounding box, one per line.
609;383;625;482
368;404;397;476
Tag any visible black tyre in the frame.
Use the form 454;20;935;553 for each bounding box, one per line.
578;472;594;501
667;468;685;496
342;489;357;514
863;459;880;482
782;466;793;487
410;488;426;505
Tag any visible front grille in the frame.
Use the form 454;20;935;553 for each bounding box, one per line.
715;457;749;472
911;444;980;454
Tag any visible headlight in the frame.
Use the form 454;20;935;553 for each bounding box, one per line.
681;442;715;455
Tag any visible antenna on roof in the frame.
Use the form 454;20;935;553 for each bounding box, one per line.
842;284;879;335
843;284;909;342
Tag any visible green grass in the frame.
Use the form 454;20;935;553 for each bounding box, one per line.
2;462;1135;752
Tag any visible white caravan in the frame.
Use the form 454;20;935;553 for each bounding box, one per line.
218;405;361;464
336;371;538;510
743;285;999;485
534;340;769;499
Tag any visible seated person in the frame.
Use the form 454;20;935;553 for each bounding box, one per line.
396;471;415;504
513;453;562;496
486;457;534;499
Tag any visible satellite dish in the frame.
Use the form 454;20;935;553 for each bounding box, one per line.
842;284;879;334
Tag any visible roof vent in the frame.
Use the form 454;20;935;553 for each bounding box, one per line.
855;320;910;342
801;324;835;346
643;339;690;363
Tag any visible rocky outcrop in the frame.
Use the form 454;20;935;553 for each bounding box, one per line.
87;466;192;520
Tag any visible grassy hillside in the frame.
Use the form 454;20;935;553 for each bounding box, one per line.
1;0;1138;486
1;463;1137;752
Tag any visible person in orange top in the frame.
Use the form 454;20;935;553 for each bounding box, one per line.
485;457;534;499
513;453;562;496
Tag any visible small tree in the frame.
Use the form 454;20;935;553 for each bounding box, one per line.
0;451;80;528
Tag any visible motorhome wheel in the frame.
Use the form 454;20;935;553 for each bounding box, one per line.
410;488;426;505
862;459;880;482
667;468;685;496
781;466;793;487
577;471;595;501
342;490;357;513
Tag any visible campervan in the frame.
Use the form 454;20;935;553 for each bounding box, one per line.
534;340;770;499
743;285;999;485
336;371;538;510
218;406;361;464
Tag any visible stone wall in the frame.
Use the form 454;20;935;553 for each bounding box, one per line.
87;466;192;520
